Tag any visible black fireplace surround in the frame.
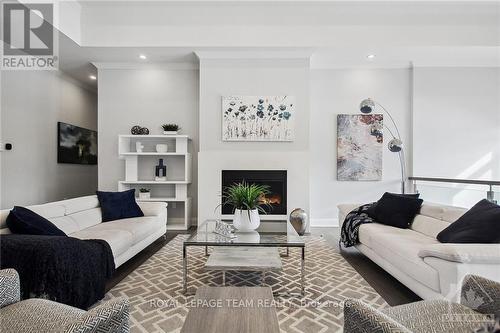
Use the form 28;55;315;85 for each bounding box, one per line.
221;170;287;215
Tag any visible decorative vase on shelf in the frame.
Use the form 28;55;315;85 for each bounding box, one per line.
139;192;150;200
233;209;260;232
156;144;168;153
163;131;178;135
155;159;167;181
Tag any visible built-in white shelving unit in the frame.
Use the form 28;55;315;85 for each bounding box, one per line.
118;134;192;230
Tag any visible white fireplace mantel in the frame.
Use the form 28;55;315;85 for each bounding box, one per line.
198;151;310;225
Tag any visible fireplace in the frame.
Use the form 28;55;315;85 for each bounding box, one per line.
221;170;287;215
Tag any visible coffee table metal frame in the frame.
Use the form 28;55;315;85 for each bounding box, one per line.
182;220;305;296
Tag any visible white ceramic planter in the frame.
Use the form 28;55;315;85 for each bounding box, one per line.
163;131;178;135
138;192;150;200
233;209;260;232
156;144;168;153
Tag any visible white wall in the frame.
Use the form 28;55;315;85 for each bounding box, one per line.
309;68;412;226
94;62;499;226
197;57;310;223
199;58;310;152
413;67;500;207
97;67;199;216
1;70;97;209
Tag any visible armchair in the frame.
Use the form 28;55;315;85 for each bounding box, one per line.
344;274;499;333
0;269;129;333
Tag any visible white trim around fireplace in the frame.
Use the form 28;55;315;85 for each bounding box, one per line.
198;150;310;230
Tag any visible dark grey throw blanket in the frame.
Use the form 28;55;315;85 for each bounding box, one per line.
340;203;376;248
0;234;115;309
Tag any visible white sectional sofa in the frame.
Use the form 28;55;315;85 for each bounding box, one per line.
0;195;167;267
338;202;500;301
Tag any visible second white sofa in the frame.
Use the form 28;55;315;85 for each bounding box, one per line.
338;202;500;301
0;195;168;267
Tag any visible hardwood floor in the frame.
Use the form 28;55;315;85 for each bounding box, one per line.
107;227;420;306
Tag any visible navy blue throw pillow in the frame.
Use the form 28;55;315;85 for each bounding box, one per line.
368;192;423;229
96;189;144;222
367;192;420;218
6;206;67;236
437;199;500;243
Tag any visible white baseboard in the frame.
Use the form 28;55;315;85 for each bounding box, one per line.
310;218;339;227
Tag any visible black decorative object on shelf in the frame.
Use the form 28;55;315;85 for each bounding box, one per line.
155;159;167;181
131;126;142;135
131;126;150;135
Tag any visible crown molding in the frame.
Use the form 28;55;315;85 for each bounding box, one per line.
195;49;314;61
91;62;199;70
311;62;413;70
411;60;500;68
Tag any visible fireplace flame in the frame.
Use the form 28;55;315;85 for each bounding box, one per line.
259;194;281;205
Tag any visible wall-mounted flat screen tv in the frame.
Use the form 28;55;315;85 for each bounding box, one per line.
57;122;97;165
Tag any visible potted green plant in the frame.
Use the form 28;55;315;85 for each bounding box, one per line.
138;188;151;200
161;124;181;135
221;182;271;231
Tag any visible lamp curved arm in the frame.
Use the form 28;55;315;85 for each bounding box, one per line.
383;124;396;139
374;101;402;140
374;100;407;193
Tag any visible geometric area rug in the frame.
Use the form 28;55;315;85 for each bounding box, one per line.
104;235;387;333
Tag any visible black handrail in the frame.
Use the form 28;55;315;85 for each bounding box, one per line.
408;177;500;186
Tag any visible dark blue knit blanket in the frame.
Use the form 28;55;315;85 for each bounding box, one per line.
340;203;376;248
0;234;114;309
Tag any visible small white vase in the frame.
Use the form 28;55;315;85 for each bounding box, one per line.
233;209;260;232
156;144;168;153
163;131;178;135
138;192;150;199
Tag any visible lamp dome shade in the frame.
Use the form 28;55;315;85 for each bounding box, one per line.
388;138;403;152
360;98;375;114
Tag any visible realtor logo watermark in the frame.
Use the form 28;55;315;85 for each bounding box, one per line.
2;2;58;70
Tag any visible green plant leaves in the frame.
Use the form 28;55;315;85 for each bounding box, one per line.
221;181;272;213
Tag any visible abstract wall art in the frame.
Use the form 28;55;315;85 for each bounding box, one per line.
337;114;383;181
222;96;295;141
57;122;97;165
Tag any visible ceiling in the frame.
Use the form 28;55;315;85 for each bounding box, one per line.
51;0;499;90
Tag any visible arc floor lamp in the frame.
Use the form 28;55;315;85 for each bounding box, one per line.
359;98;407;194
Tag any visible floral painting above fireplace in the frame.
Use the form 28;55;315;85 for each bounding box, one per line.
337;114;383;181
222;96;295;141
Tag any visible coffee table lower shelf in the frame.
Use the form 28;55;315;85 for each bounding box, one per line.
205;247;282;286
182;243;305;296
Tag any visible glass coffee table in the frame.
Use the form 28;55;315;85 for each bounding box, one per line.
183;220;306;296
